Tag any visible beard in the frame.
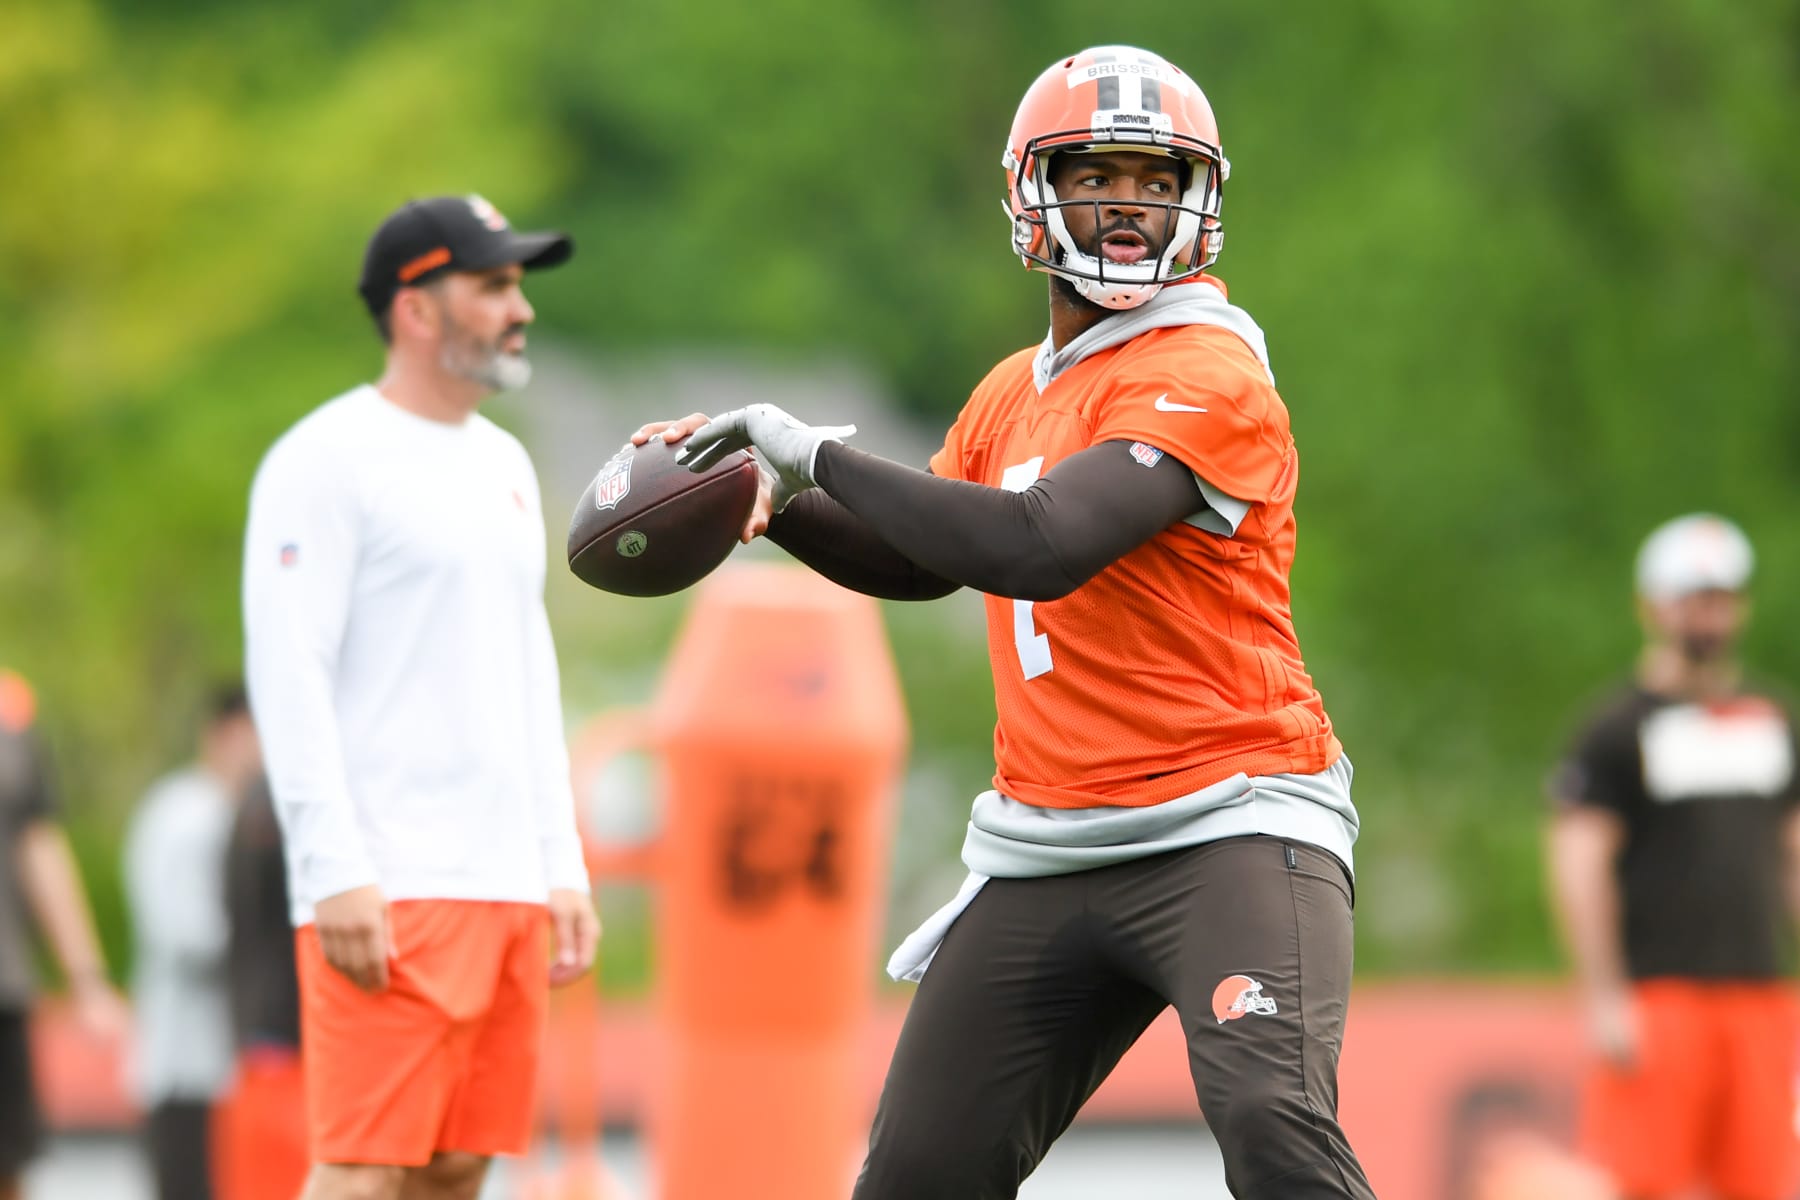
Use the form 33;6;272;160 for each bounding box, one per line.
439;318;533;392
1677;631;1733;665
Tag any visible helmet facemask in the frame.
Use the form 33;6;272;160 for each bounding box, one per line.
1009;141;1227;310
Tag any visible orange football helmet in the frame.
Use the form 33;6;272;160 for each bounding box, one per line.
1003;46;1228;309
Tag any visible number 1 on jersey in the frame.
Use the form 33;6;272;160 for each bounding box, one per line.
1000;458;1053;680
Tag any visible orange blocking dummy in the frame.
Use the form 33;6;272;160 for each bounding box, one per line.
619;564;907;1200
212;1046;308;1200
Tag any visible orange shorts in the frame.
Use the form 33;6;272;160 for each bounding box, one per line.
1580;979;1800;1200
213;1045;309;1200
297;899;549;1166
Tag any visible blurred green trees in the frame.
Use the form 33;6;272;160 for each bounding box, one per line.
3;0;1798;978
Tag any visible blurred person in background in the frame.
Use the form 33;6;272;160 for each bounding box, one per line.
0;666;130;1200
642;44;1374;1199
1548;512;1798;1200
242;194;598;1200
122;683;261;1200
213;773;308;1200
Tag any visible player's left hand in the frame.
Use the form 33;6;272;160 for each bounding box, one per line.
676;403;855;512
547;888;601;988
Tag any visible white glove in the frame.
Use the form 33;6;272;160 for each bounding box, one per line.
677;404;856;512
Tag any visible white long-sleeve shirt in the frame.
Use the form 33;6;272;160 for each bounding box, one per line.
243;385;589;926
122;766;235;1104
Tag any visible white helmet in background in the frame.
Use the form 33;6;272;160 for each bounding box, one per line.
1635;514;1754;601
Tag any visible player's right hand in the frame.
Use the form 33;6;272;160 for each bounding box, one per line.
315;884;393;992
70;976;131;1046
630;413;712;447
631;413;775;541
1586;984;1638;1067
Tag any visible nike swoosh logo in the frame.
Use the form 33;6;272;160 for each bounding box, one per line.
1154;395;1208;413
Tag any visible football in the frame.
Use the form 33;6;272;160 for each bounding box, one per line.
566;435;761;597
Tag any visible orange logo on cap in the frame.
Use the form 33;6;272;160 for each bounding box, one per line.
467;194;510;231
398;246;452;282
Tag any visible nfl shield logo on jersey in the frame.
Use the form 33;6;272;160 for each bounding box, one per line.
591;446;634;512
1129;441;1165;469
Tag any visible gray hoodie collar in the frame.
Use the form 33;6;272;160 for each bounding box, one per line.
1030;280;1274;394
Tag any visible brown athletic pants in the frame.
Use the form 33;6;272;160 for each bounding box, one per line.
853;835;1377;1199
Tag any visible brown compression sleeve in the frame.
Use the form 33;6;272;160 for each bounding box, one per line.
811;439;1209;601
764;488;961;601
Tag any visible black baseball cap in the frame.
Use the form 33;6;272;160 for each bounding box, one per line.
357;194;574;316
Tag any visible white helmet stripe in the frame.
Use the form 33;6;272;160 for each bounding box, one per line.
1120;70;1143;112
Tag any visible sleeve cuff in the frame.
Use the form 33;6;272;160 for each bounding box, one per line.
301;854;381;907
543;836;592;894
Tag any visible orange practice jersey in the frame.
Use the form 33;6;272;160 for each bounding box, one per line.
930;282;1340;809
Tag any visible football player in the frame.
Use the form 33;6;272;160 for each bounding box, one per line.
244;196;599;1200
0;669;130;1200
641;46;1375;1198
1548;514;1800;1200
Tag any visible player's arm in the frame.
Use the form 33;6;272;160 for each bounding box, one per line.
17;818;108;986
5;720;127;1040
242;442;388;991
672;406;1210;601
808;440;1203;601
1545;740;1634;1064
516;464;601;987
16;820;131;1041
528;602;601;987
1546;807;1629;991
1781;719;1800;938
1784;809;1800;934
524;604;592;897
764;486;961;601
16;817;108;988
